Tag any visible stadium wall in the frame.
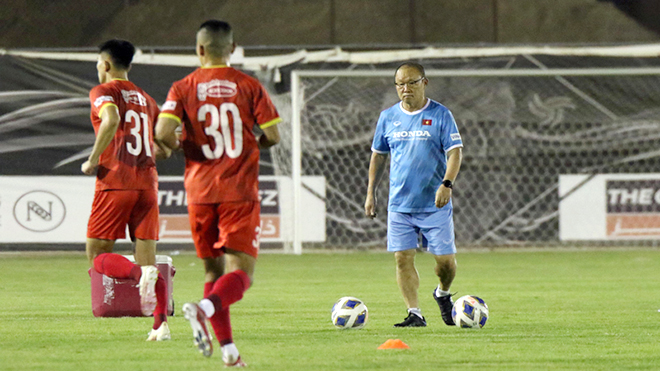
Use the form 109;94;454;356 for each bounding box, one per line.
1;0;658;49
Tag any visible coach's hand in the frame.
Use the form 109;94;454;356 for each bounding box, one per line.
81;159;98;175
435;185;452;208
364;194;377;219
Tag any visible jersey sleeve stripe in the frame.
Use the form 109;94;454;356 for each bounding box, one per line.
445;143;464;152
158;112;182;124
97;103;118;118
371;147;389;154
259;117;282;129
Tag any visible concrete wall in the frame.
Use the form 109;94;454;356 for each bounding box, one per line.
1;0;657;49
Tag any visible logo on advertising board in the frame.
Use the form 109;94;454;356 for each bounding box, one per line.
606;180;660;237
259;180;281;240
157;179;281;241
157;180;190;240
197;80;238;101
12;190;66;232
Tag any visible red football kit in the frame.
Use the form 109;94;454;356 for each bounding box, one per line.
159;66;281;258
87;79;160;240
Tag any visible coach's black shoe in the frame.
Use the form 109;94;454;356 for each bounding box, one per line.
394;313;427;327
433;290;456;326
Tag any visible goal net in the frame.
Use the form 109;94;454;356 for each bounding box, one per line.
278;59;660;250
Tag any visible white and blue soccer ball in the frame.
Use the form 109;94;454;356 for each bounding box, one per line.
452;295;489;329
331;296;368;329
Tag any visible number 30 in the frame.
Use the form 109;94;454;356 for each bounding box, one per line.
198;102;243;160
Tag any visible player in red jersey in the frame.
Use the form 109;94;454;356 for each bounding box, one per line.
155;20;280;366
82;39;170;341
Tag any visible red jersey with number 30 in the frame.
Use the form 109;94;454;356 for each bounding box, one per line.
159;66;281;204
89;79;159;191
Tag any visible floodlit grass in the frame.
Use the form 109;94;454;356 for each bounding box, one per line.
1;249;660;370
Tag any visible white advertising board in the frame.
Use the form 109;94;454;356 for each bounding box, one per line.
559;174;660;240
0;176;325;244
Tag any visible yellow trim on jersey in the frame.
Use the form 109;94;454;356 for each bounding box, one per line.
111;78;128;81
98;103;118;118
201;65;228;69
158;112;182;124
260;117;282;129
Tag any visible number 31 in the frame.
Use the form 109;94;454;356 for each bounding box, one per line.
125;109;152;157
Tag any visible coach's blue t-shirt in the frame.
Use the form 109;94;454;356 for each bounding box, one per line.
371;98;463;213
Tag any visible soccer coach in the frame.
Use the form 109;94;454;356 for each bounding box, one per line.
364;62;463;328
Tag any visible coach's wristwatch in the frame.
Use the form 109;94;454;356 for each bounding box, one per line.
442;179;453;189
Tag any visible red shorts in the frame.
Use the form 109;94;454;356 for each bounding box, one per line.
187;201;261;259
87;189;159;241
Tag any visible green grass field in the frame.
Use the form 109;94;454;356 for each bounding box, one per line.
1;249;660;370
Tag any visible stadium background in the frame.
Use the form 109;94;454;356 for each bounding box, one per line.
4;4;660;371
2;0;660;48
3;0;660;251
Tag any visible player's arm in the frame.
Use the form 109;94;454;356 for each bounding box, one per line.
435;147;463;208
81;104;120;175
258;123;280;148
253;82;282;148
154;115;181;159
365;152;388;218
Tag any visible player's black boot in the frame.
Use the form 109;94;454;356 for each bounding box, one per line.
433;290;456;326
394;313;427;327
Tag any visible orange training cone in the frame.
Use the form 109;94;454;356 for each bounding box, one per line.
377;339;410;349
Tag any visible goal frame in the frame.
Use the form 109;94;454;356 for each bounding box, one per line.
289;67;660;254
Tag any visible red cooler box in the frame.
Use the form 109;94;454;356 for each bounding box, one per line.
90;255;175;317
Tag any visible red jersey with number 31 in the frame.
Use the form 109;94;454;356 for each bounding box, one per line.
159;66;281;204
89;79;159;191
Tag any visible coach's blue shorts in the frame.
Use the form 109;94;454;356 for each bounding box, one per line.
387;206;456;256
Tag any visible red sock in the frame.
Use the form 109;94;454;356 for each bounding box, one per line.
152;273;167;329
93;253;141;280
205;282;233;345
207;270;250;311
204;281;214;298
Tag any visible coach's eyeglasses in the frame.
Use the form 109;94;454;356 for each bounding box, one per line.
394;77;425;89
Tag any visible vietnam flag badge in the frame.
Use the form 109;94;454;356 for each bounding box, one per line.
422;119;432;126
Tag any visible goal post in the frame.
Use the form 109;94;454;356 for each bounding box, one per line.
286;67;660;252
291;72;303;254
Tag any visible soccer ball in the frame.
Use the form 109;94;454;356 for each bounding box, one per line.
452;295;489;329
331;296;368;329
